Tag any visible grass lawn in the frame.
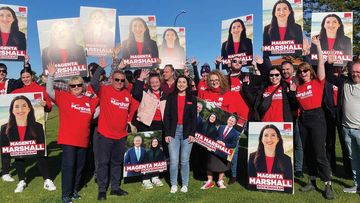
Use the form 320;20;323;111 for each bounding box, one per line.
1;107;359;203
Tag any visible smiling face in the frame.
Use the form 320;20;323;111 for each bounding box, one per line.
162;66;173;81
21;72;33;86
226;116;236;128
164;30;177;46
269;69;281;86
69;80;83;96
13;99;30;121
151;139;158;148
324;16;340;37
275;3;290;24
230;57;242;72
297;67;311;83
149;76;161;91
111;72;126;91
261;128;279;153
197;102;203;113
209;74;220;89
281;63;294;79
231;21;243;37
351;63;360;84
0;67;7;81
0;9;14;31
131;19;146;40
209;114;216;123
177;77;188;92
133;136;142;147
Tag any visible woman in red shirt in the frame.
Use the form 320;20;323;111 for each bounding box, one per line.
46;63;98;203
198;70;229;108
296;37;334;199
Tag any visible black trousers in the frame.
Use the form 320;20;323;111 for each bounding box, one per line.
1;156;11;175
61;145;87;198
13;157;50;181
325;110;337;173
96;132;126;193
299;108;331;182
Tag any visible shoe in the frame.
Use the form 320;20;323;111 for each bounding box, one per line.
300;180;316;192
14;180;26;193
44;179;56;191
110;188;128;196
170;185;178;193
71;191;81;200
151;177;164;187
97;192;106;201
201;181;214;189
180;186;188;193
343;186;359;193
142;180;154;190
217;180;226;189
295;171;304;178
62;196;73;203
2;174;15;182
228;177;236;185
325;184;335;200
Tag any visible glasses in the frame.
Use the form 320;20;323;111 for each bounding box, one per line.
298;69;310;74
69;83;83;88
114;78;126;83
210;79;220;83
231;60;241;64
269;73;281;77
0;69;7;74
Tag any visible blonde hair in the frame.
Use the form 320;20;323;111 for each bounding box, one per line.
68;76;86;93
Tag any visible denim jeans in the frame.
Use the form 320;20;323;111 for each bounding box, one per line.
342;126;360;187
168;125;193;187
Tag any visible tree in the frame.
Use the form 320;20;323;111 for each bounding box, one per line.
303;0;360;55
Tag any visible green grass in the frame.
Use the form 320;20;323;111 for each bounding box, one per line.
1;107;359;203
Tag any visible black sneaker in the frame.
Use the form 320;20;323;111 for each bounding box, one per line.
110;188;128;196
71;191;81;200
97;192;106;201
295;171;304;178
300;181;316;192
62;196;73;203
325;184;335;200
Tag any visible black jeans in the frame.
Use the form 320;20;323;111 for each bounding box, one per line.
14;157;50;181
1;156;11;175
96;132;126;193
299;108;331;182
61;145;87;198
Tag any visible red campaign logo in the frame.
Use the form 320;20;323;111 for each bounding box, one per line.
18;7;27;13
148;16;155;22
344;13;352;19
294;0;302;4
33;93;42;101
179;27;185;33
283;123;292;131
246;15;252;22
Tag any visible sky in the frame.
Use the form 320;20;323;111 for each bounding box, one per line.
1;0;265;78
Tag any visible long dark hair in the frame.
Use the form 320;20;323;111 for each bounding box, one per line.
318;14;348;50
161;28;181;49
6;96;37;138
0;7;21;45
268;0;296;39
254;124;285;172
125;17;152;53
174;74;192;95
225;19;248;52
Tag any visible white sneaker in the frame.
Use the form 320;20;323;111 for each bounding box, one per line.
343;186;359;193
180;186;188;193
142;179;153;189
44;179;56;191
151;177;164;187
170;185;178;193
2;174;15;182
217;180;226;189
14;180;26;193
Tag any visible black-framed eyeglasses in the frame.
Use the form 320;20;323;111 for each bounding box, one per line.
269;73;281;77
69;83;83;88
231;60;241;64
0;69;7;74
297;69;310;74
114;78;126;83
210;79;220;83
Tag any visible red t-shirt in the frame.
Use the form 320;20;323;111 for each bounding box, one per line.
1;32;9;46
55;90;98;147
222;91;249;126
233;42;240;54
266;156;275;173
12;82;52;112
60;49;68;63
0;82;6;95
97;85;138;139
279;27;287;41
296;79;325;110
198;89;225;108
197;79;207;95
177;95;186;124
84;84;97;98
327;38;336;51
17;126;26;141
136;42;143;54
284;77;294;85
333;85;338;106
167;48;174;56
262;85;284;122
230;76;242;92
153;91;162;121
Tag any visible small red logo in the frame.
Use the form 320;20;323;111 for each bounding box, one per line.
344;12;352;19
34;93;42;101
283;123;292;131
18;7;27;13
294;0;302;4
179;27;185;33
148;16;155;22
246;15;252;22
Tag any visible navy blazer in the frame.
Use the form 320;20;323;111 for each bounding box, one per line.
215;125;239;160
124;146;146;176
121;39;159;68
0;31;26;61
221;38;253;69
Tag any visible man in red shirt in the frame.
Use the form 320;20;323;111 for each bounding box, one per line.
91;65;137;201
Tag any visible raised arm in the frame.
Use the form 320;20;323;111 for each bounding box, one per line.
312;36;325;80
46;63;56;100
90;57;107;94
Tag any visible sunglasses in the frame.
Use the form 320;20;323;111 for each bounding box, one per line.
269;73;281;77
0;69;7;74
231;60;241;64
298;69;310;74
69;83;83;88
114;78;126;83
